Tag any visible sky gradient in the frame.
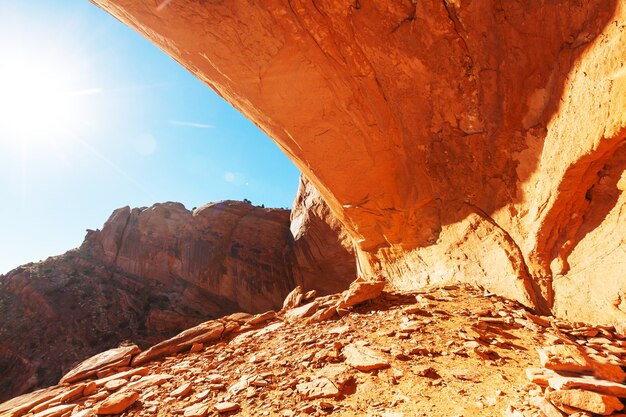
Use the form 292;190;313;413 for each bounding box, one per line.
0;2;300;274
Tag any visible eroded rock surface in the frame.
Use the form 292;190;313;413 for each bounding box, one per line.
91;0;626;324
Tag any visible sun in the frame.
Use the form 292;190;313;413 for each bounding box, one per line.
0;54;79;142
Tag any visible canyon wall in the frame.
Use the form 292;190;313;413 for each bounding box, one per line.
0;194;355;401
91;0;626;324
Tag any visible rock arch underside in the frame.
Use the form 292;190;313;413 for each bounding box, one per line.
92;0;626;325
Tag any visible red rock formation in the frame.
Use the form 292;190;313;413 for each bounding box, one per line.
90;0;626;324
290;176;356;294
82;201;296;313
0;196;355;401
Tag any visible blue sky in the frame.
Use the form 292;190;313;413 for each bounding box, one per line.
0;2;300;274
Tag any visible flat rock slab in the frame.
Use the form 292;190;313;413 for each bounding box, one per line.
296;377;340;399
538;345;625;382
547;389;624;415
94;367;149;388
171;382;193;397
31;404;76;417
337;280;385;309
104;379;127;392
126;374;172;391
60;345;140;384
343;344;389;371
530;396;566;417
285;301;319;321
132;321;224;366
215;402;240;413
183;403;209;417
95;391;139;415
526;368;559;386
0;385;70;417
537;345;591;373
549;376;626;398
247;310;276;325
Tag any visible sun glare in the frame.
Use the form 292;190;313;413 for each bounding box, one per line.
0;54;86;143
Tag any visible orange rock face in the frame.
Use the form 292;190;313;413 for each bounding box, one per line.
91;0;626;324
83;201;296;313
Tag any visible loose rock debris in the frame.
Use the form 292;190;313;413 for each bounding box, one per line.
2;282;625;417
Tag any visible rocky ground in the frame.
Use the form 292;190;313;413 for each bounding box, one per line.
2;282;625;417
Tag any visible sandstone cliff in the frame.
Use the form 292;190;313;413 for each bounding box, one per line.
91;0;626;324
0;193;356;401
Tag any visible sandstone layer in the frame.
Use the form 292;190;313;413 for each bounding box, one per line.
0;195;355;401
91;0;626;324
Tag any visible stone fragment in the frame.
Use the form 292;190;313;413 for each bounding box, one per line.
95;391;139;415
125;374;172;391
336;279;385;309
593;362;626;383
0;386;69;417
415;366;440;379
448;369;482;383
228;376;250;395
206;374;225;384
282;286;304;310
548;376;626;398
504;405;525;417
195;390;210;400
296;378;340;399
71;409;96;417
529;396;565;417
307;306;337;323
526;368;559;386
55;383;86;402
171;382;193;397
247;311;276;325
94;367;149;387
132;321;224;365
546;389;624;415
104;379;127;392
525;312;551;327
183;403;209;417
303;289;317;301
285;301;319;321
30;404;76;417
190;343;203;353
83;382;97;396
537;345;591;373
224;312;253;323
214;402;240;413
60;345;140;384
343;344;389;371
255;322;284;337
